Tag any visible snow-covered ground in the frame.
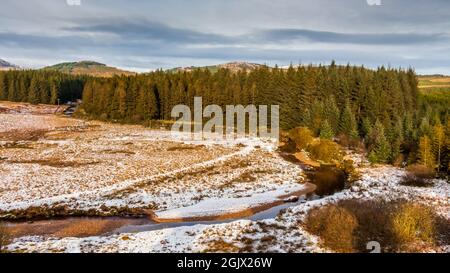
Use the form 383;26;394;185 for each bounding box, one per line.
6;165;449;253
1;112;309;217
1;102;448;253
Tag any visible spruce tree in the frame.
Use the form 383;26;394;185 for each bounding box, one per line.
368;120;391;164
320;120;334;140
339;101;358;138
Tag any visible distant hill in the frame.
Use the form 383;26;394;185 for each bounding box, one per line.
43;61;135;77
0;59;20;71
168;61;266;73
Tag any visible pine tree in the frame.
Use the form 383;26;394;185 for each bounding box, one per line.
0;73;5;100
28;77;40;104
339;101;358;138
323;96;340;133
368;120;391;164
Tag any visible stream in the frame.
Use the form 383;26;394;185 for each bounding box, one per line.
6;193;320;239
5;156;345;239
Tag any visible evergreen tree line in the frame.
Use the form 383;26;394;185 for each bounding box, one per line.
0;70;85;104
0;64;447;172
79;63;448;171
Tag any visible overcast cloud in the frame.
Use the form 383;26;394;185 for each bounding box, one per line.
1;0;449;74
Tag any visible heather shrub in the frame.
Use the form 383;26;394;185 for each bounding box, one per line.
400;164;436;187
305;205;358;253
309;140;342;163
304;200;445;253
289;127;314;151
391;203;436;249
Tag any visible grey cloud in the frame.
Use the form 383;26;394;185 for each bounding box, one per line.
65;19;234;44
63;18;450;46
1;0;450;74
258;29;449;45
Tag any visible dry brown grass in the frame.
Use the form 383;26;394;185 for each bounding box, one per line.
289;127;314;151
0;222;11;253
102;149;136;155
8;159;100;168
0;142;33;149
203;239;241;253
391;203;436;250
304;199;447;253
294;151;321;168
166;144;205;152
231;171;257;183
305;204;358;253
0;129;47;141
401;164;436;187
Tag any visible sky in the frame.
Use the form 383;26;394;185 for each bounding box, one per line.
1;0;449;74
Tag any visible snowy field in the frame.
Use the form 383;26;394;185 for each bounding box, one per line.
7;166;448;253
0;102;309;220
1;102;448;253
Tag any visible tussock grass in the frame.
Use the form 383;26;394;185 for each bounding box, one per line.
0;222;11;253
102;149;135;155
203;239;241;253
0;129;47;141
8;159;99;168
391;203;435;248
166;144;205;152
304;199;448;253
400;164;435;187
0;142;33;149
305;205;358;253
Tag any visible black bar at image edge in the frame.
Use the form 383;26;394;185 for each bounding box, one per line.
0;253;447;272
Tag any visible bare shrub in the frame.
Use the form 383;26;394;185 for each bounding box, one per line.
401;164;436;187
305;204;358;253
308;140;342;163
289;127;313;151
338;199;394;251
391;203;436;249
304;200;443;253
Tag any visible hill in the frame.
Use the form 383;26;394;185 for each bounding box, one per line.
0;59;20;71
168;61;266;73
43;61;135;77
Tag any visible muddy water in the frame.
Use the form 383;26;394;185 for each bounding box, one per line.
5;155;343;239
5;193;320;239
116;194;320;234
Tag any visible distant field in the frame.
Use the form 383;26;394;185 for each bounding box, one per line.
418;76;450;110
419;75;450;90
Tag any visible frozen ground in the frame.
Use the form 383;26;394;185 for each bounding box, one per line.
0;102;307;220
1;102;448;253
7;166;449;253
